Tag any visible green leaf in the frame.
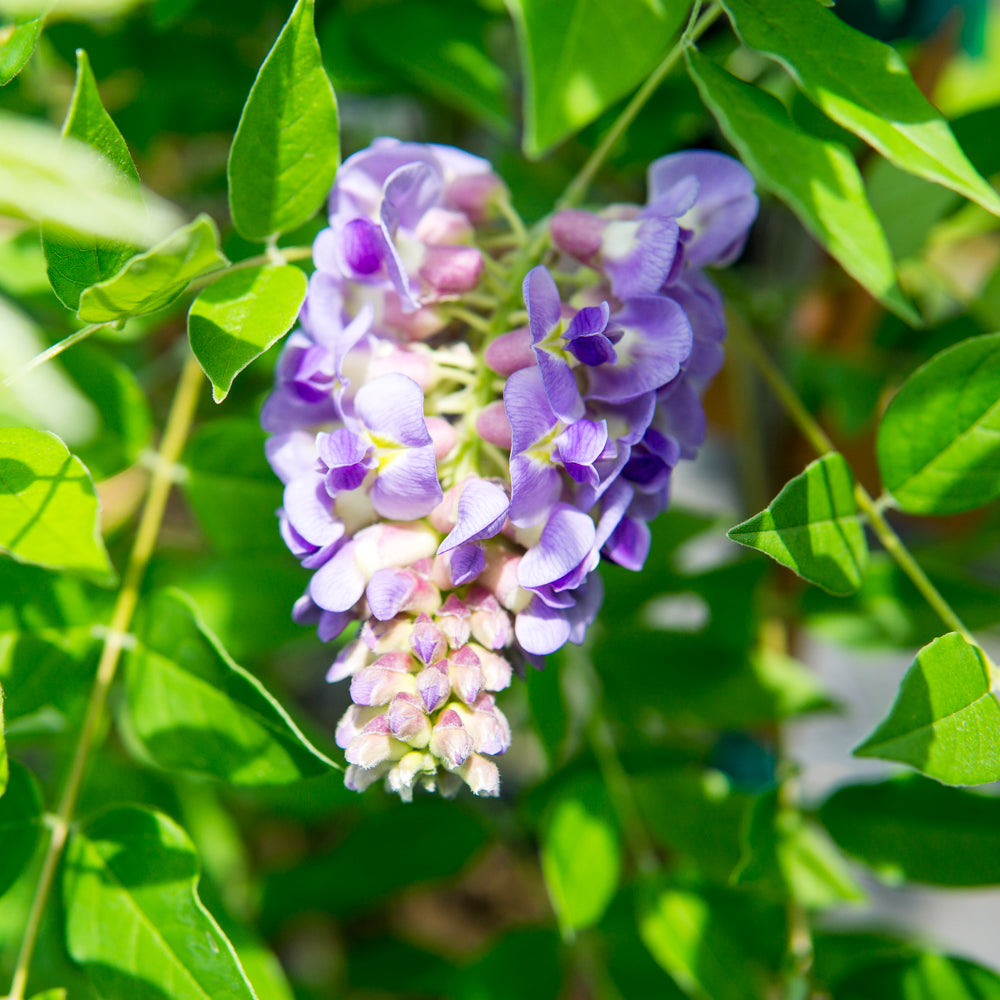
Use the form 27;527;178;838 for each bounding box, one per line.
188;264;307;402
0;427;114;583
719;0;1000;219
685;48;918;324
0;684;6;796
227;0;339;241
831;952;1000;1000
728;453;868;596
877;332;1000;515
0;111;181;246
733;788;865;909
77;213;228;323
507;0;690;157
0;760;43;900
638;881;782;1000
855;632;1000;784
63;806;257;1000
0;17;41;85
541;776;621;936
820;774;1000;886
41;49;140;310
125;588;336;785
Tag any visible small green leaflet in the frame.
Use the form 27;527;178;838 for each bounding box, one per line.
125;588;337;785
855;632;1000;785
42;49;140;310
832;952;1000;1000
685;49;918;325
0;760;43;900
77;214;228;323
728;452;868;596
820;775;1000;886
227;0;339;241
877;332;1000;515
0;17;41;85
507;0;689;157
63;806;257;1000
188;264;307;402
541;776;621;936
733;787;865;910
719;0;1000;219
0;427;114;583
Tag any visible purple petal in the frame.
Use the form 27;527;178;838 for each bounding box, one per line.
567;334;616;367
370;445;442;521
604;516;651;571
381;161;443;233
448;543;486;585
355;372;432;446
310;541;367;612
518;504;596;590
535;348;585;424
523;265;561;340
438;478;510;553
342;217;384;275
509;455;561;528
366;567;417;621
514;595;572;655
317;428;371;492
283;472;345;548
504;366;558;455
554;419;607;469
601;216;679;298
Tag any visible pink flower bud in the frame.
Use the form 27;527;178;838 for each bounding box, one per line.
327;638;371;683
350;652;418;706
346;715;407;769
467;589;513;650
355;523;439;580
387;750;436;800
452;696;511;755
429;708;474;768
345;762;390;792
410;613;447;665
485;327;534;377
447;645;484;705
415;207;474;245
466;642;512;691
445;172;505;223
335;704;384;749
420;245;484;297
426;416;457;460
387;693;432;748
381;291;448;342
476;401;512;450
416;661;451;712
457;753;500;796
550;208;605;261
362;617;413;654
429;483;460;535
437;594;471;647
480;549;532;613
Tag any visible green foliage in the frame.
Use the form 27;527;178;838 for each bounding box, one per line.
0;17;40;85
0;760;43;900
189;264;307;402
0;427;114;583
728;452;868;595
831;951;1000;1000
227;0;339;241
720;0;1000;217
877;333;1000;515
507;0;689;156
686;47;918;323
77;214;228;322
41;49;140;311
63;806;257;999
124;589;337;785
0;684;6;796
820;775;1000;886
855;632;1000;784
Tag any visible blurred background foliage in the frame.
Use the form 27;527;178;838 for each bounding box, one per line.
4;0;1000;998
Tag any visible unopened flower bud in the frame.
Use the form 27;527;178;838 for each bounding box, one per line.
350;652;418;706
387;693;432;747
447;645;484;705
457;753;500;796
416;661;451;712
437;594;471;647
429;708;474;767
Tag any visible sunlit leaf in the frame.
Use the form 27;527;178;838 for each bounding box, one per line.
63;806;257;1000
42;49;140;310
0;16;40;85
855;632;1000;785
877;333;1000;515
507;0;689;157
832;951;1000;1000
124;588;337;785
0;111;180;246
720;0;1000;218
821;775;1000;886
188;263;306;402
77;214;228;323
0;684;7;795
227;0;339;241
541;776;621;935
0;427;114;583
0;760;43;900
686;48;918;324
729;453;868;596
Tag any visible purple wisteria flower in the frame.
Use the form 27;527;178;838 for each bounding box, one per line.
261;137;757;799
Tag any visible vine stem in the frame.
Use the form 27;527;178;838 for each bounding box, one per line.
7;352;205;1000
557;1;723;211
0;323;112;390
730;321;975;644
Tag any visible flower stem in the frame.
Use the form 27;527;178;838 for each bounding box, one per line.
557;1;723;210
7;352;205;1000
730;321;975;644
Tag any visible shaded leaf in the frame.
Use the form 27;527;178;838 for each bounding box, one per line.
820;774;1000;886
855;632;1000;785
0;17;40;85
0;684;5;796
41;49;140;310
188;263;306;402
832;951;1000;1000
227;0;339;241
63;806;257;1000
452;929;563;1000
720;0;1000;217
877;332;1000;515
0;427;114;583
507;0;689;157
541;775;621;935
686;48;918;323
729;453;868;596
77;213;228;322
0;760;43;900
125;588;336;785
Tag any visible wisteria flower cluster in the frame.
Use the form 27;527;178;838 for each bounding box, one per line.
262;138;757;800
